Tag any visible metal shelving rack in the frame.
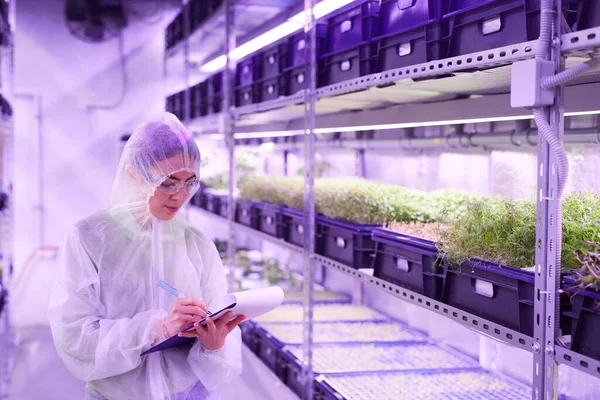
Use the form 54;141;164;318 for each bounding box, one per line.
168;1;600;398
0;14;14;399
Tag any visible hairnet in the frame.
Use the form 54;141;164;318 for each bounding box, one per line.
48;112;242;400
109;112;201;233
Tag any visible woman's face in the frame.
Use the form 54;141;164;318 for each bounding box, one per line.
149;170;197;220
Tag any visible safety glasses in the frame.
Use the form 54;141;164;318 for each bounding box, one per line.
156;177;199;195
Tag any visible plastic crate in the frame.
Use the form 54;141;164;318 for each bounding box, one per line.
208;73;223;114
376;24;448;72
314;369;532;400
326;1;380;54
322;1;379;85
190;189;201;208
208;73;223;96
444;0;541;57
375;0;448;72
284;66;328;95
324;44;380;85
258;320;427;346
205;192;225;215
234;84;256;107
235;200;260;228
317;216;379;269
239;320;259;354
255;325;287;378
190;82;208;118
198;190;208;210
209;94;223;114
283;25;328;94
218;196;231;218
256;76;286;103
282;207;309;248
253;303;388;324
287;25;328;69
440;259;570;336
258;41;287;80
562;278;600;361
257;202;285;238
372;228;446;301
236;56;259;87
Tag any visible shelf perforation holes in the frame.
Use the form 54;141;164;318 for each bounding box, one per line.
560;353;600;375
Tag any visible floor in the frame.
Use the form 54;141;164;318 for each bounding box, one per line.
0;324;295;400
3;326;85;400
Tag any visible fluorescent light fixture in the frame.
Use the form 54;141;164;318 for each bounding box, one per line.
564;110;600;117
231;21;302;60
200;0;353;73
312;115;535;134
313;0;355;19
201;55;226;73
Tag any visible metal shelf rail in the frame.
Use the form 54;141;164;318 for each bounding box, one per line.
170;1;600;398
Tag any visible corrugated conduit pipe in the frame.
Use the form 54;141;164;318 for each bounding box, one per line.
532;0;599;272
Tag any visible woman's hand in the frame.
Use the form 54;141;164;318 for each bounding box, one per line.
178;311;246;351
163;297;208;337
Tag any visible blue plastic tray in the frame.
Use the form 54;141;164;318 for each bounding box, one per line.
239;320;258;353
316;215;380;270
258;320;427;345
253;303;388;324
284;342;479;374
372;228;446;301
314;369;532;400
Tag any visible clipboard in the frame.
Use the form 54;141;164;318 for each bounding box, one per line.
142;286;284;356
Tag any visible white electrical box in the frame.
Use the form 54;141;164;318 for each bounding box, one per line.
510;59;555;108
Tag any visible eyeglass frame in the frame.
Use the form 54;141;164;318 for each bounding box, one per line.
156;176;199;195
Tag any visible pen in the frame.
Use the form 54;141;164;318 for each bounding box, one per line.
157;280;213;317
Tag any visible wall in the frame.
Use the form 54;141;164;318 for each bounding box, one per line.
9;0;179;272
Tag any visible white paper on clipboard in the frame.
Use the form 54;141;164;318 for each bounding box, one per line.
184;286;285;331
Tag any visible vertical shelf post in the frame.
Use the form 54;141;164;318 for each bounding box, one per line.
224;0;237;293
532;0;564;398
302;0;316;399
0;20;15;398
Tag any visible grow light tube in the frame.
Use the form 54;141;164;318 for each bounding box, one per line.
271;109;600;134
200;0;355;73
564;110;600;117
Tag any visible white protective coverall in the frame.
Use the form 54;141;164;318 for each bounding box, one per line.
48;112;242;400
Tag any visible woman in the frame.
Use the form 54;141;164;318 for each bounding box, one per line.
48;113;244;400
